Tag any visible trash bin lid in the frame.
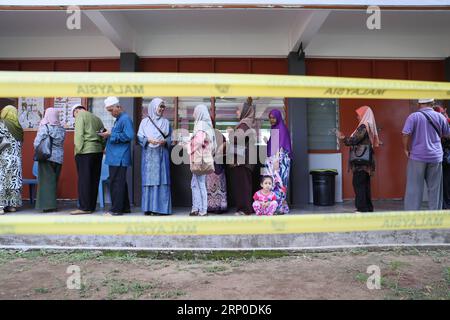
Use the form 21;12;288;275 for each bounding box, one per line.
309;169;338;175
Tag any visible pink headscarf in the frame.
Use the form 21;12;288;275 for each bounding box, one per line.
40;108;61;126
351;106;380;147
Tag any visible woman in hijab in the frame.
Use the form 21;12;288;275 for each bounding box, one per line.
137;98;172;215
33;108;66;213
0;105;24;214
336;106;380;212
230;97;257;215
265;109;292;214
206;128;228;213
189;104;216;217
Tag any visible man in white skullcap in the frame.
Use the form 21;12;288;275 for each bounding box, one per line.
98;97;134;216
402;98;450;210
70;103;106;215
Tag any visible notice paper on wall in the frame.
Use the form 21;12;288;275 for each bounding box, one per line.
54;97;82;129
18;97;44;129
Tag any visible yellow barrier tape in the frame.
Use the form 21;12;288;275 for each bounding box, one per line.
0;211;449;236
0;71;449;99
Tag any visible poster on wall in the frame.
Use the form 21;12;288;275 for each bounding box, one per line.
53;97;82;129
18;97;45;129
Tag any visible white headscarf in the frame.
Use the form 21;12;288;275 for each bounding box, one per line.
137;98;170;148
193;104;216;152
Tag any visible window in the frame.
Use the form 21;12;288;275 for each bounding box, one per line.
307;99;339;150
254;97;285;145
141;97;175;124
177;97;212;138
215;97;286;145
90;97;115;130
214;97;243;141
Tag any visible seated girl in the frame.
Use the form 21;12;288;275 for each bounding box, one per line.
252;176;278;216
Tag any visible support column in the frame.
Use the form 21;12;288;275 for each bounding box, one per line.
446;57;450;81
287;51;309;206
446;57;450;109
120;52;140;206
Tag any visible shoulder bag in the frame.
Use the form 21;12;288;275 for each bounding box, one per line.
147;116;169;139
190;132;214;175
419;111;442;138
34;124;53;161
349;144;372;165
418;111;449;163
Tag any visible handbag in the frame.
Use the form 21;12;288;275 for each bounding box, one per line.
190;133;214;175
34;125;53;161
349;144;372;165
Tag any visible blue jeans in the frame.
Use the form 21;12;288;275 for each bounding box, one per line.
191;174;207;214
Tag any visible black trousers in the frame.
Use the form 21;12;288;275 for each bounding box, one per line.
75;153;103;212
352;170;374;212
109;165;130;214
443;164;450;209
232;166;254;214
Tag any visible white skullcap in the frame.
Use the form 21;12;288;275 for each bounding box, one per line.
71;103;85;116
104;96;120;108
418;98;435;104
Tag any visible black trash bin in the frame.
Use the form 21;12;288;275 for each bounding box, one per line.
310;169;338;206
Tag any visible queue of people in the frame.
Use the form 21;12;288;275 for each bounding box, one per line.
335;98;450;213
0;96;293;216
1;96;449;216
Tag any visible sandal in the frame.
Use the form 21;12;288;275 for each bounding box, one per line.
189;211;199;216
103;212;123;216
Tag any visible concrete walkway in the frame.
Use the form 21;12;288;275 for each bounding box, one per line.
6;199;406;216
1;200;449;251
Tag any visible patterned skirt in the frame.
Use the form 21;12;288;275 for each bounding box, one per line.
265;150;291;214
206;168;227;213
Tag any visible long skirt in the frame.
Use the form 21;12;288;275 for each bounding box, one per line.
142;185;172;214
231;166;253;214
35;160;62;210
265;150;291;214
206;166;227;213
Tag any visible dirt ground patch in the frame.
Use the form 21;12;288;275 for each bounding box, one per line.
0;248;448;300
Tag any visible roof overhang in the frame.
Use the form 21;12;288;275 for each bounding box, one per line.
0;1;449;11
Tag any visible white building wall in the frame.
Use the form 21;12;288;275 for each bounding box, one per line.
0;31;448;59
136;33;289;57
306;33;450;59
0;36;119;59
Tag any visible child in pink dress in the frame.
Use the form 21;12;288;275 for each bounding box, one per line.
252;176;278;216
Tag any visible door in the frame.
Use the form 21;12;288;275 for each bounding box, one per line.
340;99;412;199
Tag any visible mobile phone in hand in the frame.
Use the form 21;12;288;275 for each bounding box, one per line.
97;128;107;135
